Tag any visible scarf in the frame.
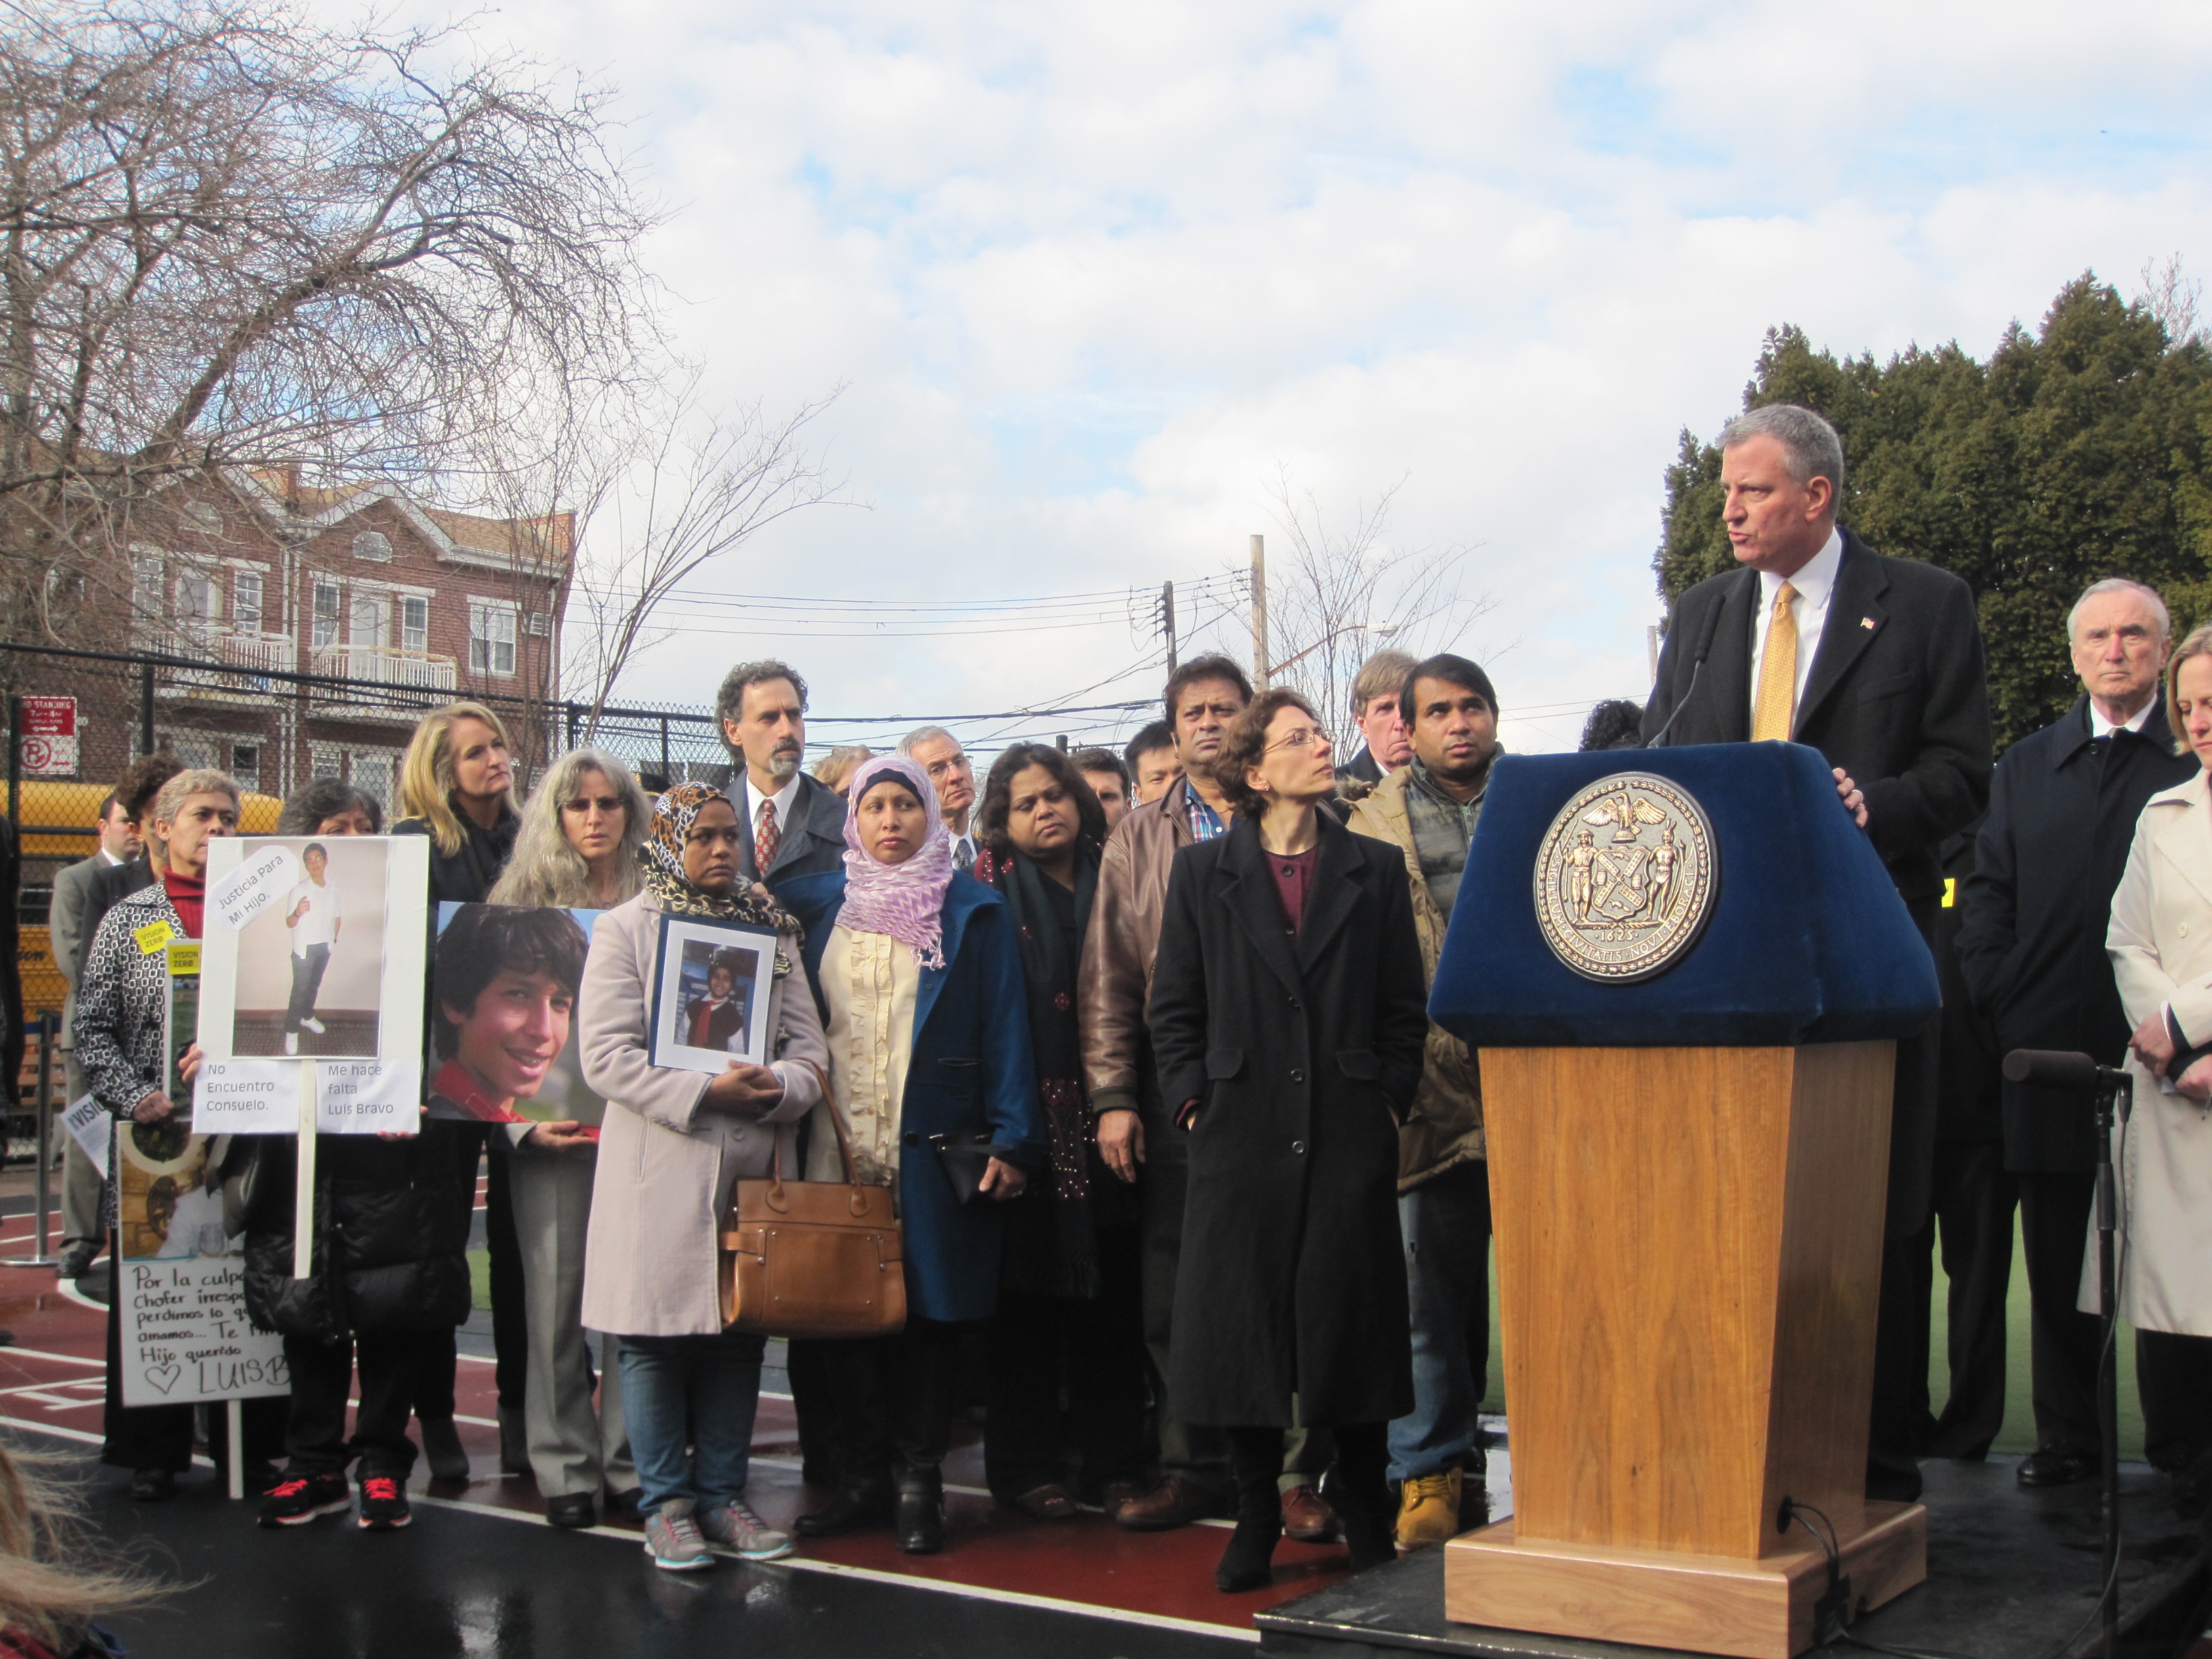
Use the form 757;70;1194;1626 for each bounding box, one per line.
977;841;1120;1298
644;783;797;975
838;755;954;970
161;868;206;940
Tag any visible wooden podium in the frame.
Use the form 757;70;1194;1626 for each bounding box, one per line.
1427;747;1940;1659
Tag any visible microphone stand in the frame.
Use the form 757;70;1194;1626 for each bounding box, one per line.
2093;1065;2131;1659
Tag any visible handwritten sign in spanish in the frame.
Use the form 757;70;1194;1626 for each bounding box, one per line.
317;1057;420;1134
193;1057;295;1134
119;1258;289;1408
207;842;299;934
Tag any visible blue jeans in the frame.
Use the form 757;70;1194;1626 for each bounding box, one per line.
1387;1160;1492;1483
617;1327;768;1515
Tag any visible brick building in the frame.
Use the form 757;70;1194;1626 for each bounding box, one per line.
32;468;571;814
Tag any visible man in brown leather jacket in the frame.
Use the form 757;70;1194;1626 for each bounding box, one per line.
1082;653;1338;1538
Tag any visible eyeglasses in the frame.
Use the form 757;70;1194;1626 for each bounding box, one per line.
565;796;626;815
1265;728;1332;754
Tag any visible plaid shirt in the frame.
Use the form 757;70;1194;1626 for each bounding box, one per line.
1187;792;1227;842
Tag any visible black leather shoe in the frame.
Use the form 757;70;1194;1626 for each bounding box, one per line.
129;1468;176;1502
546;1493;597;1529
2018;1448;2098;1489
57;1244;96;1280
793;1476;894;1538
895;1465;944;1555
419;1417;469;1483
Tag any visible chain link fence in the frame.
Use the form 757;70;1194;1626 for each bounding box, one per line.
3;640;731;1143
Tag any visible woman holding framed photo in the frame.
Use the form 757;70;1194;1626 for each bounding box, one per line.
777;754;1048;1556
577;783;825;1572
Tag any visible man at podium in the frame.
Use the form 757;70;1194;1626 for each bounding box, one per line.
1641;403;1992;1502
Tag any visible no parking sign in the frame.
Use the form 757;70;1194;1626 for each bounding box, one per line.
18;694;77;775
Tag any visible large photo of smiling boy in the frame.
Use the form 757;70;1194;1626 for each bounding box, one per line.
427;903;598;1125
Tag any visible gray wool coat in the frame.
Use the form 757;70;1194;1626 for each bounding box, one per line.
578;891;827;1338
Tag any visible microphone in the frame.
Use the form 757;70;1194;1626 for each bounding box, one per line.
2002;1049;2108;1094
1643;600;1726;750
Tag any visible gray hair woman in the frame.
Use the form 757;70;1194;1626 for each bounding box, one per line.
485;747;654;1528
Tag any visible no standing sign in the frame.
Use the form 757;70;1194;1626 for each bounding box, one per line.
18;695;79;775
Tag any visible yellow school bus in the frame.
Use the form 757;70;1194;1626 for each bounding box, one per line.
14;783;283;1019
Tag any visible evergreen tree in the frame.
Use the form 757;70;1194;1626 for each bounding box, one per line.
1656;274;2212;749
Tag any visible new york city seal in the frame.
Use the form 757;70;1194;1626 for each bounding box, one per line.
1533;773;1717;983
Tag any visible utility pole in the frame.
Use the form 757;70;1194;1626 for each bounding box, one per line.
1160;580;1177;673
1250;534;1269;689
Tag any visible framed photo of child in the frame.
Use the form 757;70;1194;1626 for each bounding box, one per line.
647;914;778;1075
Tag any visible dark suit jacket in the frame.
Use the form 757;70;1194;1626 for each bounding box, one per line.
1640;529;1992;904
1954;697;2196;1172
81;855;158;958
1641;530;1992;1237
49;851;127;1044
727;771;847;889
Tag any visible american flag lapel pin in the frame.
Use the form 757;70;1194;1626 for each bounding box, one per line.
1860;616;1877;630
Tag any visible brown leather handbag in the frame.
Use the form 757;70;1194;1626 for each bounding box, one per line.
719;1094;906;1338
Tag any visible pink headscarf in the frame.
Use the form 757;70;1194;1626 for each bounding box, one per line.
840;754;954;970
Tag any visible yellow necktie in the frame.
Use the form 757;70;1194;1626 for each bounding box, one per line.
1751;581;1799;741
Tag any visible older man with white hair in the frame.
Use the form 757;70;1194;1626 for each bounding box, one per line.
1958;577;2198;1489
899;725;980;871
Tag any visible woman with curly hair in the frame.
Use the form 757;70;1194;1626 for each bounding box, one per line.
485;747;654;1528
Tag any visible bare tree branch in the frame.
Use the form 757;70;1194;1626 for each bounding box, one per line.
1258;465;1497;751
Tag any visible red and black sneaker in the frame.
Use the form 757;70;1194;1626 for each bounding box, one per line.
356;1474;412;1531
258;1472;352;1528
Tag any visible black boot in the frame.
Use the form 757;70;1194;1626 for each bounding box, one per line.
1216;1429;1284;1593
793;1472;894;1538
1333;1422;1399;1572
895;1461;945;1555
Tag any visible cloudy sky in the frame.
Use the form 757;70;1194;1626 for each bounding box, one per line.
364;0;2212;758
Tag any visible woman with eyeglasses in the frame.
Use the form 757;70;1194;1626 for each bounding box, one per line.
1146;688;1429;1593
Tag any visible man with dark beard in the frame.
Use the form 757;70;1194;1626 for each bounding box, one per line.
1346;655;1501;1547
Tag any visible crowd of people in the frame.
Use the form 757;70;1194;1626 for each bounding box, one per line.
11;401;2212;1651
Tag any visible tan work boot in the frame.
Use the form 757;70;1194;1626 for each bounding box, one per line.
1394;1467;1463;1549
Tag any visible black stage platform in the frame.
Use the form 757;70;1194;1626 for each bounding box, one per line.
1258;1459;2210;1659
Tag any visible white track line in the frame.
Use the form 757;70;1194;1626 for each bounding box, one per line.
404;1490;1258;1644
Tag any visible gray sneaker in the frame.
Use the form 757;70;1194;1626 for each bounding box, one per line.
642;1498;712;1570
699;1496;794;1561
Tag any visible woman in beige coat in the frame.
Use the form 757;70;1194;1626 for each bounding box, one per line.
2106;621;2212;1510
579;784;828;1570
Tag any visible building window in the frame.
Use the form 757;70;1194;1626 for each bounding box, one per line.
352;531;392;562
310;741;344;781
525;611;551;636
233;570;263;634
175;571;219;644
161;731;218;769
230;742;261;794
401;595;429;654
350;590;390;653
312;580;342;649
469;601;516;678
132;552;164;625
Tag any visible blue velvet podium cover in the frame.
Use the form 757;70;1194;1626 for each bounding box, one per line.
1429;743;1938;1048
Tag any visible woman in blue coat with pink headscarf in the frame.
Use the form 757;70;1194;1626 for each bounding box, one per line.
777;754;1048;1555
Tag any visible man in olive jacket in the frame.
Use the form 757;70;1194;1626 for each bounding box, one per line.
1345;653;1496;1548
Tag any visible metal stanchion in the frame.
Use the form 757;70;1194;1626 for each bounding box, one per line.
5;1012;61;1268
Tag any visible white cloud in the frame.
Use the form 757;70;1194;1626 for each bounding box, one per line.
348;0;2212;756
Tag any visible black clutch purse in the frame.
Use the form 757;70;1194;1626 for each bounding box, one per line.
928;1133;1022;1204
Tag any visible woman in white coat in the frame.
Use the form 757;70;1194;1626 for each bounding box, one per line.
2107;620;2212;1513
579;783;829;1570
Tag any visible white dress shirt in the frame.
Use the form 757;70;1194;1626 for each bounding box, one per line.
742;772;800;863
2090;697;2157;739
1746;527;1845;729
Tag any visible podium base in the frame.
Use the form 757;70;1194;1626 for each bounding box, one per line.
1443;1502;1927;1659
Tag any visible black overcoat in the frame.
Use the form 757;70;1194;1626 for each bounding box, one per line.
1954;697;2196;1172
1147;811;1427;1428
1641;530;1994;1237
